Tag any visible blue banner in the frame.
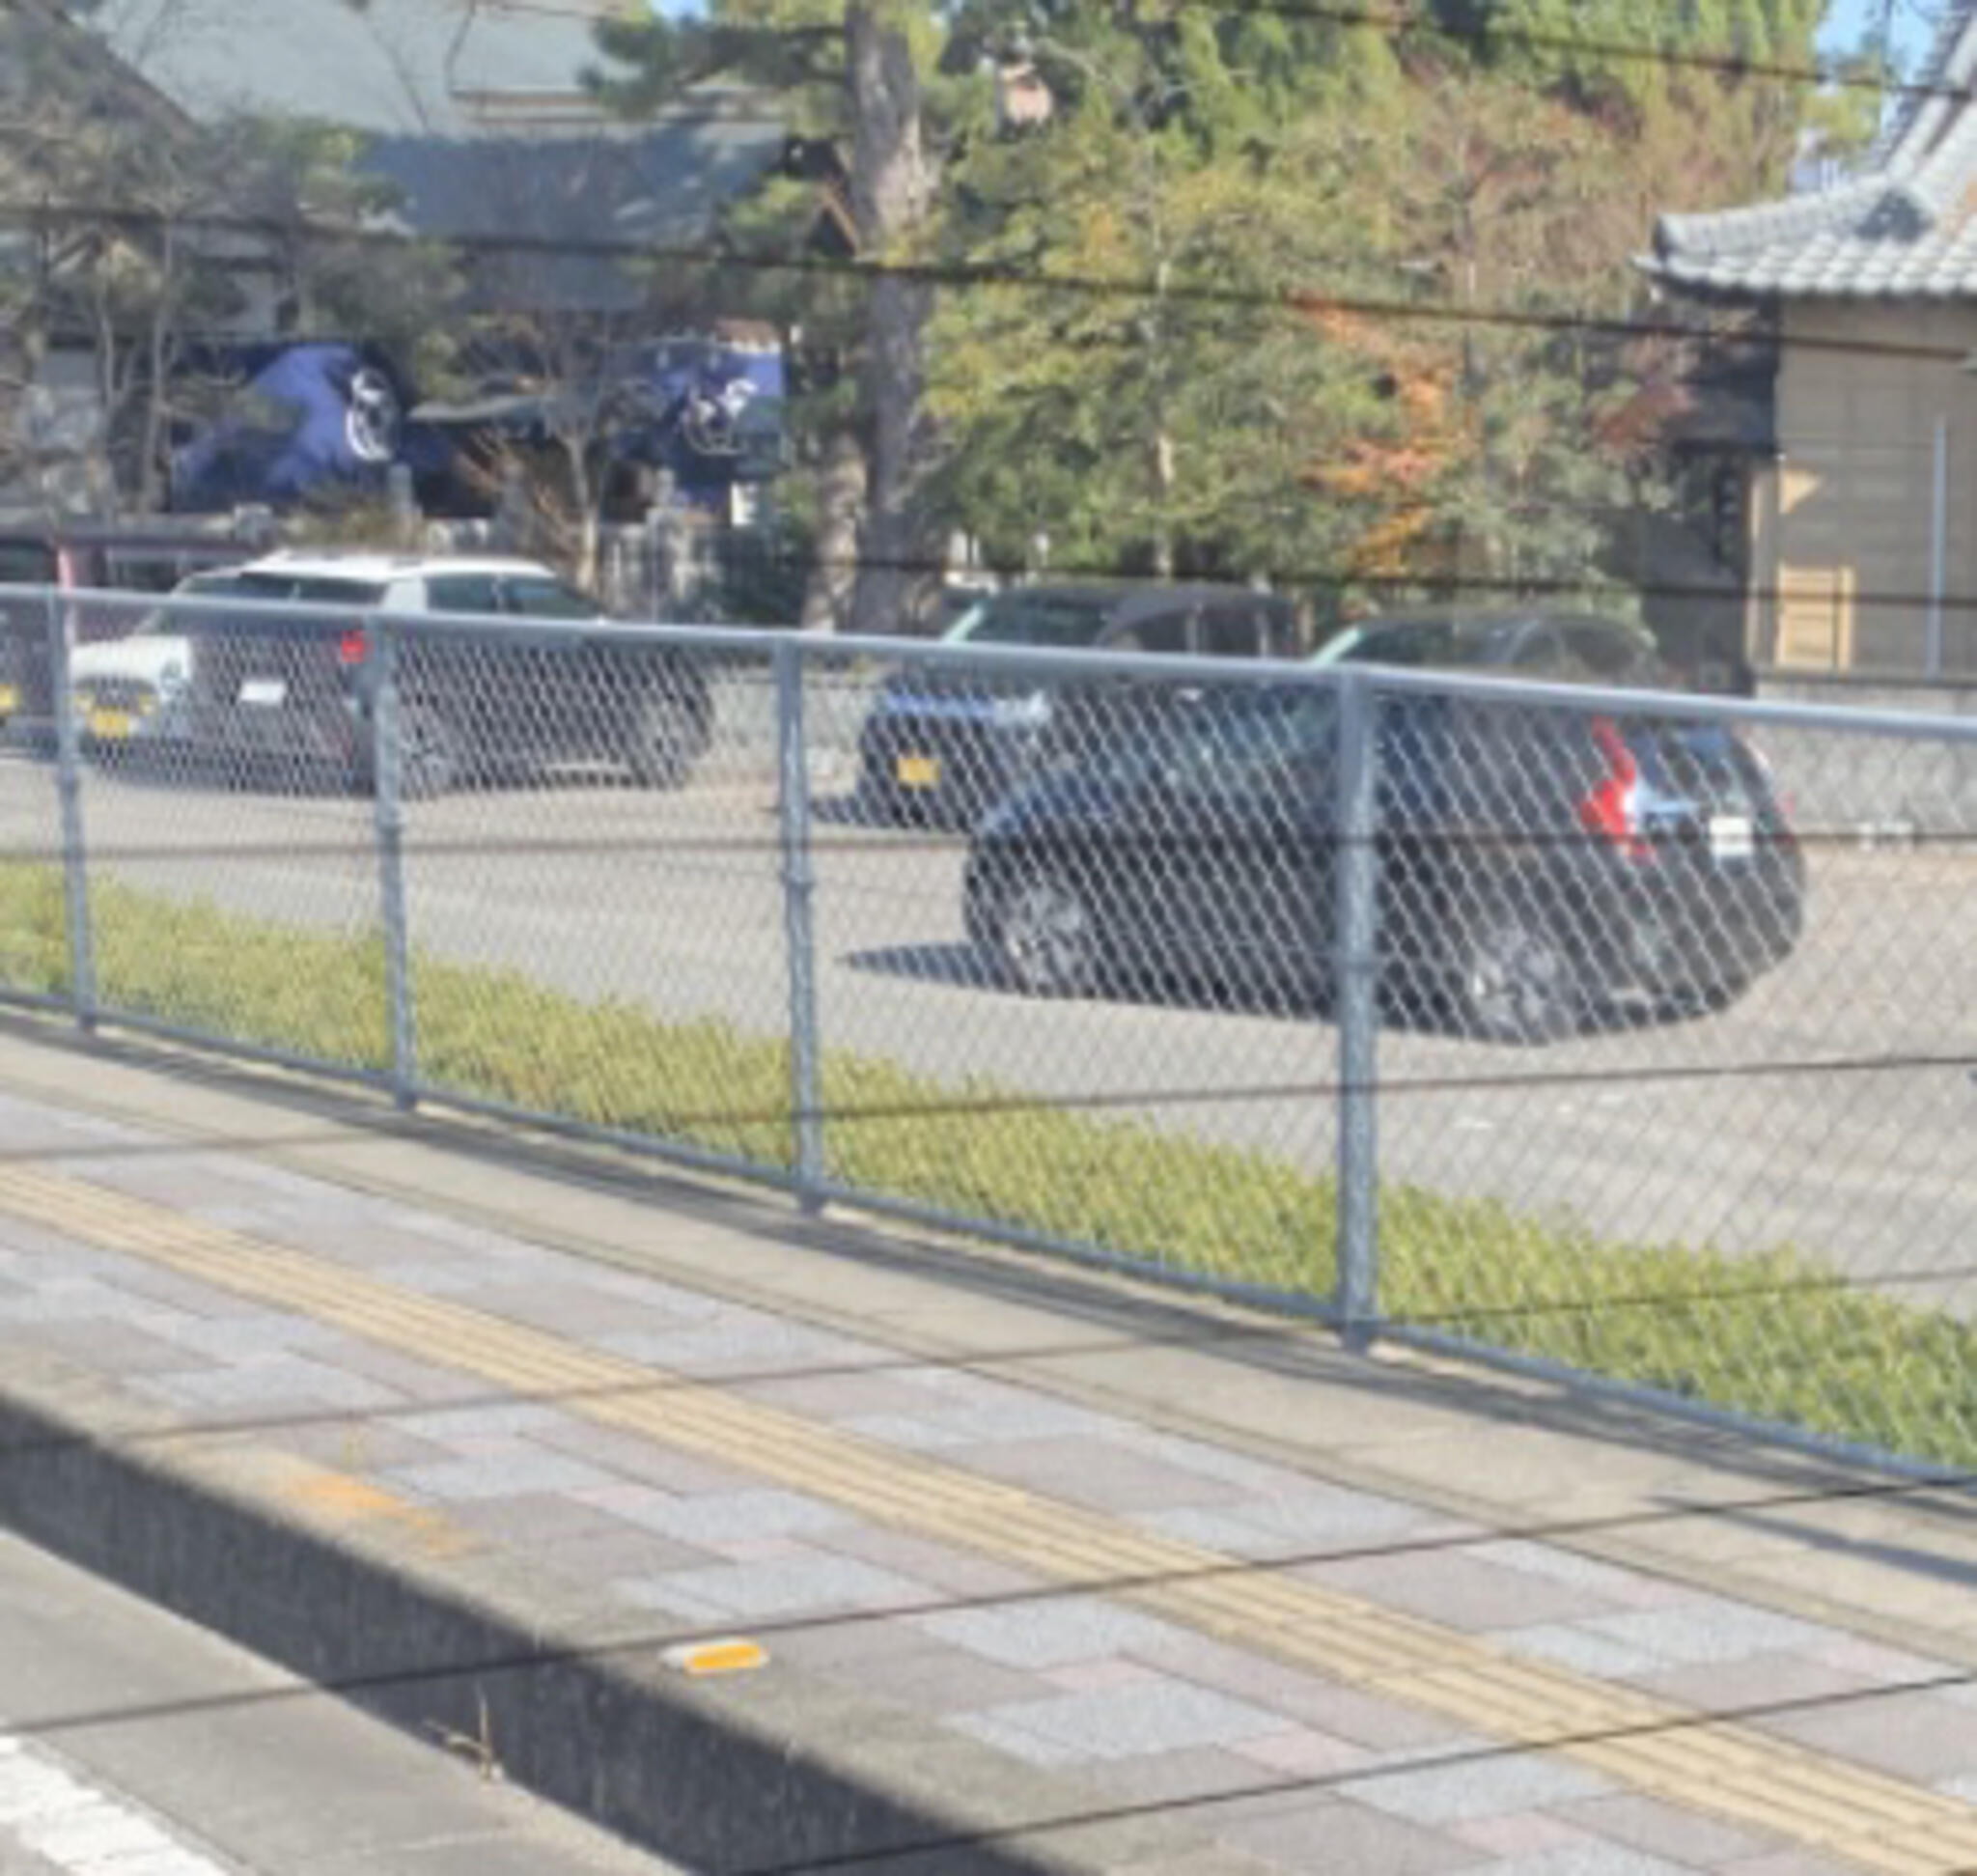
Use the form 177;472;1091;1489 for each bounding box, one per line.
170;343;446;513
169;337;787;515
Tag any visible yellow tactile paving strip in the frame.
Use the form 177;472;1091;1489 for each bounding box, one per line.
3;1164;1974;1874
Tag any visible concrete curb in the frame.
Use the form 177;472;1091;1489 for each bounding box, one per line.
0;1350;1101;1876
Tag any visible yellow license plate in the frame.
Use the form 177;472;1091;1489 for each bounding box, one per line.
896;754;941;789
0;684;15;717
88;709;133;742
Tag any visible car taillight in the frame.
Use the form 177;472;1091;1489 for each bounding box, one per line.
337;627;368;667
1578;715;1649;861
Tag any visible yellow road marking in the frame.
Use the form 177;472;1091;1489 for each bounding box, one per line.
281;1466;472;1557
667;1638;769;1677
2;1164;1972;1873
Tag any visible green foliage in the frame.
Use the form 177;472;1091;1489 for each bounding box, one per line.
922;0;1829;601
2;862;1971;1470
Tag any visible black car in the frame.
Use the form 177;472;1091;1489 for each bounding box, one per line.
859;583;1302;824
176;553;712;798
962;681;1804;1042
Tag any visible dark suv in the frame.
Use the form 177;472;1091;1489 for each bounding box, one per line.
177;552;712;797
858;583;1302;824
962;681;1803;1042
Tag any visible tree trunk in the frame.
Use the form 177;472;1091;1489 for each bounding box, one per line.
1151;429;1176;579
137;223;176;514
846;0;935;637
90;281;124;522
801;427;866;631
565;440;600;595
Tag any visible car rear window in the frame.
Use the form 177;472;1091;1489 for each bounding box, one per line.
232;574;387;606
503;577;597;620
1333;621;1521;668
1561;624;1658;679
946;596;1110;649
0;542;57;584
133;572;250;636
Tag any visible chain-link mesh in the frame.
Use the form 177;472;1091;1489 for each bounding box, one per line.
0;588;67;1004
1366;679;1975;1469
394;621;795;1170
16;582;1976;1471
810;649;1338;1294
69;586;388;1071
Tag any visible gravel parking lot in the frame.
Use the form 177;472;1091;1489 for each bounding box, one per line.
4;737;1973;1319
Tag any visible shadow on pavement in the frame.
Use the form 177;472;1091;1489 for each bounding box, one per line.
838;938;1707;1047
0;1001;1930;1541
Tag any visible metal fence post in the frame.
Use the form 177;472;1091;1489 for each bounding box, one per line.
1333;668;1379;1349
1928;417;1949;679
45;590;96;1031
775;638;825;1209
369;616;418;1108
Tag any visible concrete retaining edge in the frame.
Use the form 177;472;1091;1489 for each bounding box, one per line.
0;1349;1087;1876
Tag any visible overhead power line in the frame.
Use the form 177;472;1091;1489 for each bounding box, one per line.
0;198;1960;367
1174;0;1945;100
586;0;1948;105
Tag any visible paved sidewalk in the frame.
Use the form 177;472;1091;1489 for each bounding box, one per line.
0;1021;1974;1875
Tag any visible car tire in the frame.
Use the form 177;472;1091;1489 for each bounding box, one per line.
1455;897;1579;1045
398;703;464;802
987;869;1102;997
627;681;704;790
1668;968;1752;1020
857;756;907;825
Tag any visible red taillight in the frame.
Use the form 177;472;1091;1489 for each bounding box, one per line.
337;627;368;667
1579;715;1649;860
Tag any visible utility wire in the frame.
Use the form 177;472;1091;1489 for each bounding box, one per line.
541;0;1958;105
26;545;1977;620
0;821;1963;864
0;197;1953;366
735;1666;1977;1876
0;1221;1966;1457
1142;0;1953;100
0;1036;1959;1129
6;1518;1973;1873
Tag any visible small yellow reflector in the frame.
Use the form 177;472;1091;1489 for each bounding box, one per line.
665;1638;767;1677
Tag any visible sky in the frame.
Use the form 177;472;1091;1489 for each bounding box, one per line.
1817;0;1943;64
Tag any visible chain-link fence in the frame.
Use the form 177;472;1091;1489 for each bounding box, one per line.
5;580;1974;1475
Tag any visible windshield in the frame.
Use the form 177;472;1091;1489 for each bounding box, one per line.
231;573;389;607
0;542;56;585
134;571;249;636
944;595;1111;649
503;576;599;620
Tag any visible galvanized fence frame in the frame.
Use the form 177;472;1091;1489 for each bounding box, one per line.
5;581;1976;1481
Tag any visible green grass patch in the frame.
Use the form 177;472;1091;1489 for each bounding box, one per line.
3;864;1971;1469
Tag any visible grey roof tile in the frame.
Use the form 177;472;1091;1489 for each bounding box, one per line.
76;0;788;306
1649;2;1977;298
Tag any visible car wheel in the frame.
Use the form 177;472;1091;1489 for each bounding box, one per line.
627;683;703;790
1667;968;1752;1020
1457;899;1579;1044
398;703;463;801
857;755;907;824
992;871;1101;997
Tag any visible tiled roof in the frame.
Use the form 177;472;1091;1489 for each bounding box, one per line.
1645;1;1977;298
86;0;613;140
74;0;788;311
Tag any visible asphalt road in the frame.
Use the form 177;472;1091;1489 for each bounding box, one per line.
0;1528;679;1876
3;742;1973;1317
